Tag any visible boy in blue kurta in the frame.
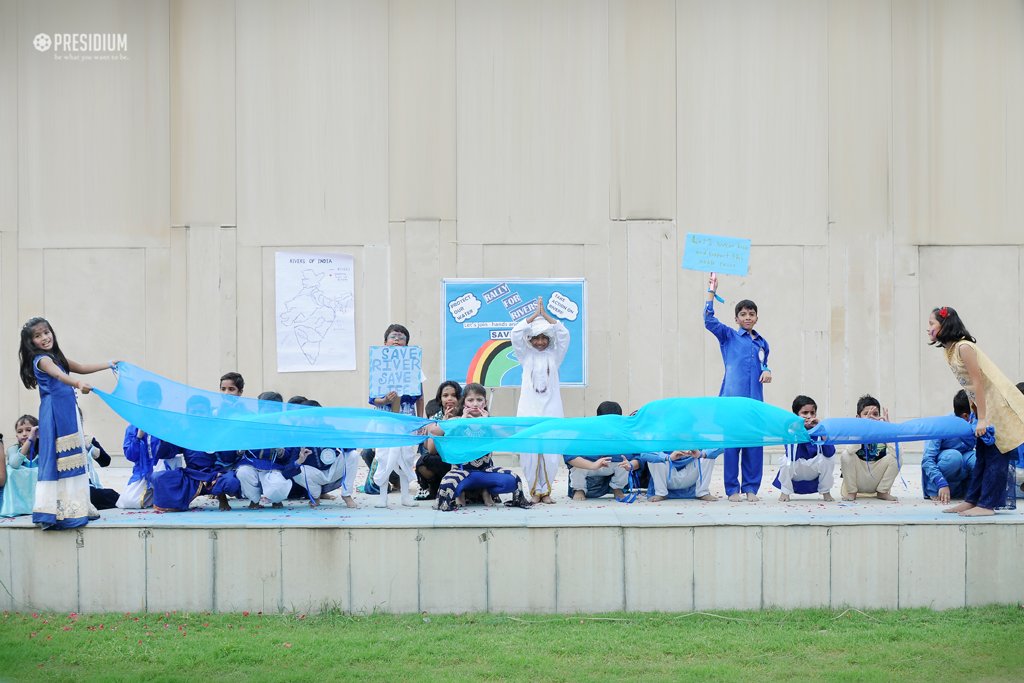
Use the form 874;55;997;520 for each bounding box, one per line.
704;273;771;501
921;390;976;503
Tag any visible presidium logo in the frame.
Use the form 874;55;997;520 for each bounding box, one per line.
33;32;129;61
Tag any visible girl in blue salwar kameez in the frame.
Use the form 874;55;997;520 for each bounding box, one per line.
18;317;117;530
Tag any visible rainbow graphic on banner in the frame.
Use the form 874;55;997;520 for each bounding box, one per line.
466;339;519;387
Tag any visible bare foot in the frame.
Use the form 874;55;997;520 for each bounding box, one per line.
876;492;898;502
248;501;263;509
779;493;791;502
745;492;760;502
456;494;466;507
531;494;542;504
343;496;358;508
319;493;336;501
308;499;319;508
959;507;995;517
572;491;586;502
698;494;719;501
648;495;667;503
842;493;857;501
218;494;231;511
728;493;743;502
822;492;834;502
612;488;625;501
541;495;555;504
482;491;495;507
271;502;284;509
259;496;272;507
944;502;974;513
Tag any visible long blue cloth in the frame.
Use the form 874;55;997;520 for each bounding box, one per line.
94;365;980;464
434;397;809;463
94;363;430;452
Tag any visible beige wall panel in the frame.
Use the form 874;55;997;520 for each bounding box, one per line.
898;525;966;609
626;223;667;406
918;247;1021;418
18;0;169;249
419;529;488;613
486;528;557;613
965;525;1024;606
186;226;237;389
1008;2;1024;242
147;529;214;612
0;232;18;426
830;526;899;609
676;0;828;245
145;246;187;381
405;221;445;387
894;0;1022;244
388;222;408;325
891;245;922;419
389;0;456;221
456;243;484;278
609;0;675;220
827;0;891;236
44;248;144;448
236;0;388;247
762;526;830;608
235;244;263;391
281;529;350;613
675;258;707;398
214;529;282;613
0;530;11;611
16;249;44;417
79;529;146;612
827;236;897;419
349;528;420;613
623;527;695;611
170;0;236;227
456;0;610;244
555;528;625;612
8;531;79;611
0;0;15;229
693;526;762;610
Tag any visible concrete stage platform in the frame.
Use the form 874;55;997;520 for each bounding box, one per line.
2;457;1022;614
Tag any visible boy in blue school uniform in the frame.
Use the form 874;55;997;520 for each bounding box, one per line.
565;401;641;501
921;389;976;503
704;273;771;501
646;449;722;502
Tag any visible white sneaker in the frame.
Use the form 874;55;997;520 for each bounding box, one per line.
400;496;418;507
374;492;389;509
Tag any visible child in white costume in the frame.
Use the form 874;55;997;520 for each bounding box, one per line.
512;297;570;504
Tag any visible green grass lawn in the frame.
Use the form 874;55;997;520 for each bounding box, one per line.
2;607;1022;682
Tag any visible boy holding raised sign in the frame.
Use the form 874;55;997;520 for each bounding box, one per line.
369;323;425;508
704;273;772;502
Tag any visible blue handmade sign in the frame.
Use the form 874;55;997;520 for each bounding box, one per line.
368;345;423;397
442;279;587;388
682;233;751;276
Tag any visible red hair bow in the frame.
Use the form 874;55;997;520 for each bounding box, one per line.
938;307;948;319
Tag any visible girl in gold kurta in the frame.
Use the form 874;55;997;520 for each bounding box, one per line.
928;307;1024;516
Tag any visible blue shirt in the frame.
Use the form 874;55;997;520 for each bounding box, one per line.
704;300;770;399
784;441;836;462
921;414;976;495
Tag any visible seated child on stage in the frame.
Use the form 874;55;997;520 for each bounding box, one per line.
151;395;242;512
774;395;836;502
1;415;40;517
646;449;722;502
565;401;639;502
117;381;182;509
370;323;425;509
289;399;358;508
839;394;900;502
235;392;298;508
415;381;461;500
921;389;976;503
431;383;530;512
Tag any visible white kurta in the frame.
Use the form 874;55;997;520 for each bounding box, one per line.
512;318;570;496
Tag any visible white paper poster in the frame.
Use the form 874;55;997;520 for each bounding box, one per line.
275;251;355;373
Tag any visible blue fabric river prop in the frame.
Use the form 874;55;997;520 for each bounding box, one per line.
94;365;978;463
93;363;430;452
433;397;810;464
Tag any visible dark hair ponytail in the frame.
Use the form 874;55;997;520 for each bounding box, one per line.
930;306;976;347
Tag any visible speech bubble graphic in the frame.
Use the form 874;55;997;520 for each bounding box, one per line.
448;293;482;323
548;291;579;321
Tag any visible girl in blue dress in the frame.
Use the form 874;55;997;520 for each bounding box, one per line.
18;317;117;529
